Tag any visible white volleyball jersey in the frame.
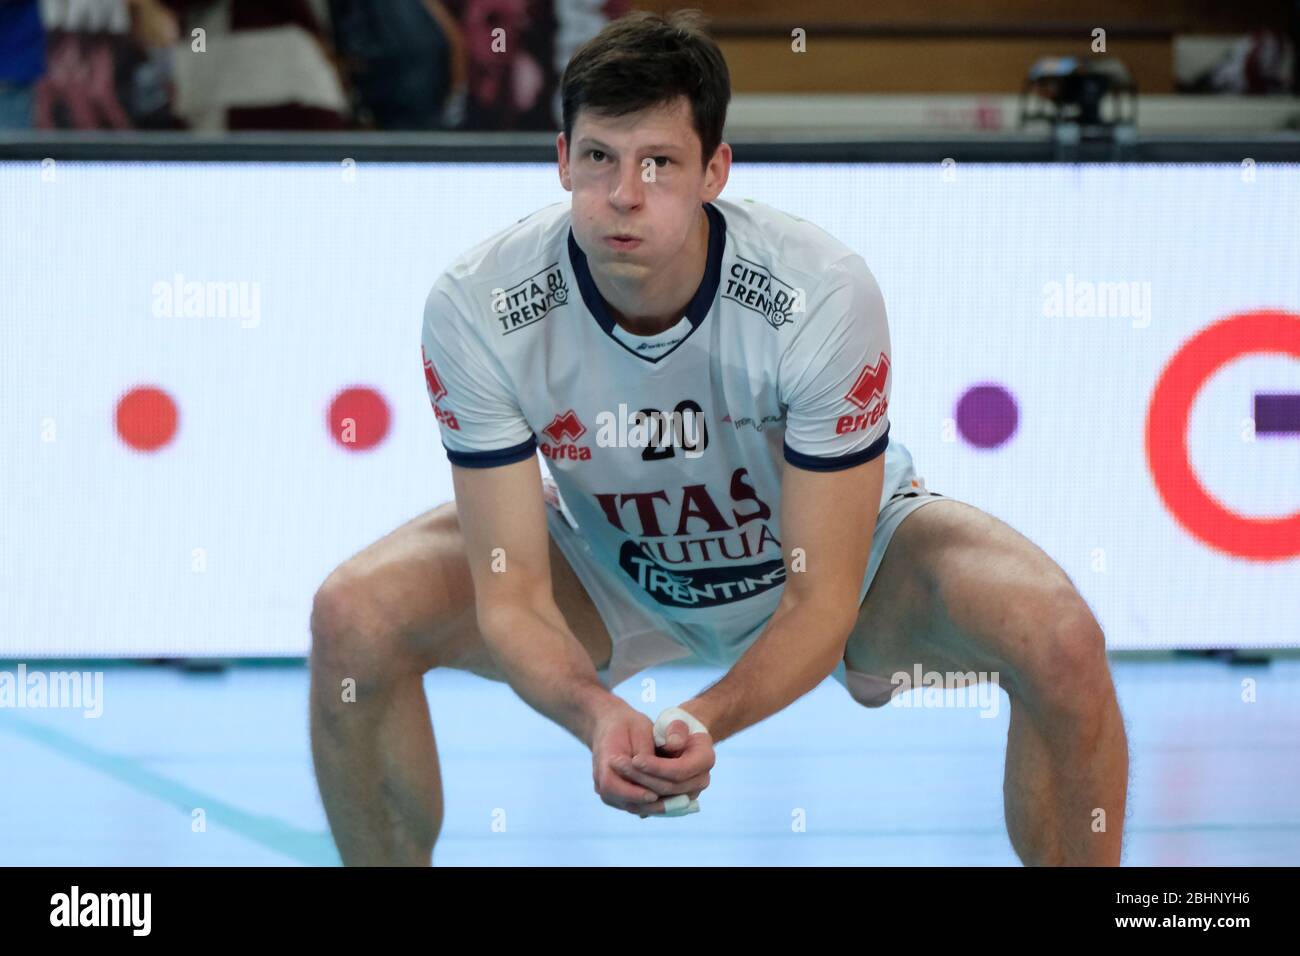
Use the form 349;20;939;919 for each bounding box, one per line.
420;197;907;659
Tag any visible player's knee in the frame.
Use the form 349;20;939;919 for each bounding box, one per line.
1018;590;1110;719
310;568;411;690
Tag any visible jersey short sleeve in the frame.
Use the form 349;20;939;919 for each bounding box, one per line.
420;273;537;468
779;254;892;472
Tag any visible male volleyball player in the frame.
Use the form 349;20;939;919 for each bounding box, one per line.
309;10;1129;866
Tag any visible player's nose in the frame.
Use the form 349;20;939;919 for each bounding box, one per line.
608;162;646;210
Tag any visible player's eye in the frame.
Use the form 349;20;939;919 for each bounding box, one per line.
588;149;607;163
652;156;671;168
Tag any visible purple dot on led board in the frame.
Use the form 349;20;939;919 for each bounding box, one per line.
956;384;1019;449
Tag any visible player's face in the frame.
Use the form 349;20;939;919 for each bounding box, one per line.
559;97;725;282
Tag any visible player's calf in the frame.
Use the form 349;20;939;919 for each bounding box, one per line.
308;560;455;866
1001;594;1128;866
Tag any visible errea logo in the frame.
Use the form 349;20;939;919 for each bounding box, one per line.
540;410;592;461
837;353;890;434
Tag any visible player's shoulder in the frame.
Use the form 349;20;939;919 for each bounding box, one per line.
715;196;860;284
427;202;571;318
714;197;879;337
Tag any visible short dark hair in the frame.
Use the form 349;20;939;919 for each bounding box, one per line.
560;10;731;167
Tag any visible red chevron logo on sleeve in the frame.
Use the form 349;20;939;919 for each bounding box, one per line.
422;345;448;402
843;353;890;410
542;409;587;443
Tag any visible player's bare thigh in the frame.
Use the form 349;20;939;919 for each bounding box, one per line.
842;498;1080;693
315;501;613;681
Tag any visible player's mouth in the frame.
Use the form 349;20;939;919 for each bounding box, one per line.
604;234;643;251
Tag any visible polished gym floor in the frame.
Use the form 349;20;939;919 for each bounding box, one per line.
1;655;1296;866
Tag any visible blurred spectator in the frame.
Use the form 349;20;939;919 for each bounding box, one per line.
1293;0;1300;94
326;0;463;130
440;0;630;132
0;0;47;129
33;0;178;130
163;0;348;130
1176;30;1295;95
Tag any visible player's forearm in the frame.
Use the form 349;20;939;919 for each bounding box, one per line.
477;603;624;747
681;597;855;743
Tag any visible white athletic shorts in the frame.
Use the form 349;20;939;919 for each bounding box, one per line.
542;440;951;708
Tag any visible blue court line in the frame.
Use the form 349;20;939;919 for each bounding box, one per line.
0;715;339;866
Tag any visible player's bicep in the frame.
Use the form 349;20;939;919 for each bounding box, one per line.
451;455;554;618
780;453;885;625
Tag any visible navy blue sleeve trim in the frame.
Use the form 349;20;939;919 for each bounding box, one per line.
444;435;537;469
783;423;890;473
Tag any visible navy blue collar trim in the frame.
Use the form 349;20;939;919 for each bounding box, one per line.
567;202;726;362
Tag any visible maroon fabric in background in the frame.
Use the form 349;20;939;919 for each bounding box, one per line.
227;0;322;33
163;0;321;32
163;0;347;129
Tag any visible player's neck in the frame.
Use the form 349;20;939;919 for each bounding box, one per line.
598;206;709;337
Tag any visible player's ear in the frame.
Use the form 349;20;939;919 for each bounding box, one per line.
702;141;731;202
557;132;572;190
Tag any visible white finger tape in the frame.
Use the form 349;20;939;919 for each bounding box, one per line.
652;706;710;747
649;707;708;818
659;794;701;817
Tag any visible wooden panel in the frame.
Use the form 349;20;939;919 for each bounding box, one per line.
720;37;1175;93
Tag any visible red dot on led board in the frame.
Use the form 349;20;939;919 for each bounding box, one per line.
328;386;391;451
115;386;179;452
